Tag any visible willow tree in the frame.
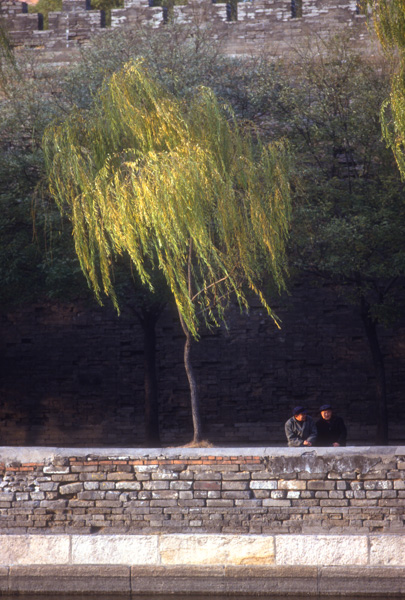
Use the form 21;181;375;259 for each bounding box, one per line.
367;0;405;179
43;61;291;444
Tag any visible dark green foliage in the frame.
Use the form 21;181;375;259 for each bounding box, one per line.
245;36;405;443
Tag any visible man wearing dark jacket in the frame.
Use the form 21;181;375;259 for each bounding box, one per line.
285;406;317;447
316;404;347;447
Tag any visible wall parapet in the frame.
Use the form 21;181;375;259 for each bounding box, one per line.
0;446;403;534
0;0;370;61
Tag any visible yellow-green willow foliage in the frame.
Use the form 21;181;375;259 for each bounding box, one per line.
43;61;291;339
368;0;405;179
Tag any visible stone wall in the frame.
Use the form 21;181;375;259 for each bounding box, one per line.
1;280;404;447
0;447;403;534
0;0;373;63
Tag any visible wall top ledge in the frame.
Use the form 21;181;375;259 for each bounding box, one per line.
0;446;403;465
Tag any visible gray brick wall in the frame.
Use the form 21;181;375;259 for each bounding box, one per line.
0;450;403;534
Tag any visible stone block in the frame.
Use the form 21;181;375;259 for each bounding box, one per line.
307;481;335;491
59;482;83;495
262;500;291;507
278;480;306;491
43;466;70;475
222;472;251;481
250;481;277;490
160;534;275;565
370;535;405;565
319;566;405;595
0;535;70;565
222;481;249;491
194;481;221;491
8;565;131;594
72;535;159;565
79;472;106;482
106;472;135;481
170;481;192;490
116;482;141;490
194;472;221;481
143;481;169;490
275;535;369;566
151;472;179;480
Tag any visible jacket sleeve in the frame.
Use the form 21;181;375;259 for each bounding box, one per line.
306;418;318;445
337;418;347;446
285;419;303;447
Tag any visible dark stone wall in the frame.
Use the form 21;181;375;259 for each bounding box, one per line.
1;279;404;447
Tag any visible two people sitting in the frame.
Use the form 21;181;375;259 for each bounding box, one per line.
285;404;347;447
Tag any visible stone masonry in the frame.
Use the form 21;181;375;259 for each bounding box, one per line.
0;447;403;534
0;0;373;63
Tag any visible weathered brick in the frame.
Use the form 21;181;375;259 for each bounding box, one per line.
222;471;251;481
222;491;251;499
151;471;179;480
39;500;68;509
79;472;106;482
143;481;169;491
151;491;178;500
78;491;105;500
116;481;141;490
194;481;221;491
221;481;249;491
279;480;306;491
170;480;192;491
59;482;83;495
250;480;277;490
106;472;135;481
43;466;70;475
307;481;335;491
194;472;221;481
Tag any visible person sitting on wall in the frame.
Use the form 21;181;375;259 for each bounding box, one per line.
285;406;317;447
316;404;347;447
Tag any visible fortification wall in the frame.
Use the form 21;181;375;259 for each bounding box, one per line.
0;0;372;62
0;447;403;595
0;446;403;534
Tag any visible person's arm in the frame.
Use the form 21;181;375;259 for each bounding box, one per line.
337;418;347;446
285;419;302;447
306;418;317;445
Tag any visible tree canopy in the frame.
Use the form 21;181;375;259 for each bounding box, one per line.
248;38;405;442
367;0;405;179
44;61;292;441
44;61;291;337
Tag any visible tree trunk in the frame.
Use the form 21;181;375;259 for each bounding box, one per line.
178;311;203;444
139;309;161;446
177;238;203;444
360;296;388;444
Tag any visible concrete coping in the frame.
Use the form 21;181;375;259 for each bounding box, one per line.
0;446;404;465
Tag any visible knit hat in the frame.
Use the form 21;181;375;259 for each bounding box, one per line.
293;406;307;416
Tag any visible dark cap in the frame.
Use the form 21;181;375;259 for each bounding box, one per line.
293;406;307;416
319;404;332;412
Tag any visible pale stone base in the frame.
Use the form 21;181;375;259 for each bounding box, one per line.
0;533;403;595
2;565;405;595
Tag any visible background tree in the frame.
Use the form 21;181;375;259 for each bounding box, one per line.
367;0;405;180
248;37;405;443
44;61;292;444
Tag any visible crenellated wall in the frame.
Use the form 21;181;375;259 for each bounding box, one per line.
0;0;372;62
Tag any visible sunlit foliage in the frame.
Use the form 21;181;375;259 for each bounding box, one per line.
44;61;291;339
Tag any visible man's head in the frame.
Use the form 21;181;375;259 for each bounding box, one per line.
293;406;307;422
320;404;332;421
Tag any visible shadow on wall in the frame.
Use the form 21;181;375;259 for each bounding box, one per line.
0;280;404;447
